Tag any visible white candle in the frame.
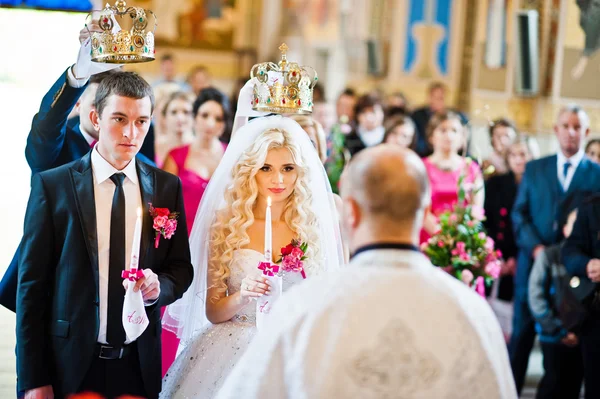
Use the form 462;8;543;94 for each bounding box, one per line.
129;207;142;270
264;197;272;263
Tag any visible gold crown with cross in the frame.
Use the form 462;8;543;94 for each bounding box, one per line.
87;0;157;64
250;43;318;115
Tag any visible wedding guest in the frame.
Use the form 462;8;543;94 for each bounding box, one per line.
344;94;385;156
529;209;584;399
216;145;516;399
155;91;195;168
0;25;154;313
585;138;600;164
484;137;535;303
411;82;468;157
162;87;229;229
420;111;483;244
312;101;337;135
289;115;328;163
510;105;600;395
562;194;600;399
153;53;184;88
186;65;212;97
385;91;410;115
336;88;357;122
482;118;517;178
383;114;417;150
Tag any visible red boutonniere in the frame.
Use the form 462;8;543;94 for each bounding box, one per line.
277;239;308;279
149;203;179;248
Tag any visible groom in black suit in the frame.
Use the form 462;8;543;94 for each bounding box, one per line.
17;72;193;399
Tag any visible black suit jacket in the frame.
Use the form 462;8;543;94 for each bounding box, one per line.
16;153;193;398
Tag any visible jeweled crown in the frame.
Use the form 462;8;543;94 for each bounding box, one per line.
250;44;318;115
87;1;157;64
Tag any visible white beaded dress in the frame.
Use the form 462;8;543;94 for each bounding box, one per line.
160;249;304;398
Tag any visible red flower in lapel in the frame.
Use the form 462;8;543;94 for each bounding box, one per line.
149;203;180;248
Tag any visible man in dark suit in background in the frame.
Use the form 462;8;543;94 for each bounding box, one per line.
510;105;600;394
17;71;193;399
0;25;155;313
562;194;600;399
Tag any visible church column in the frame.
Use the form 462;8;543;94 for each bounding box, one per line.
457;0;479;112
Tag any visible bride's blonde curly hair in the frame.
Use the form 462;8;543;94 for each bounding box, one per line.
208;128;320;301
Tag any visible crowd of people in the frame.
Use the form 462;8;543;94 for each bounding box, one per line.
4;26;600;399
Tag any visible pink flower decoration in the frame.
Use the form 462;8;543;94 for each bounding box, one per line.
478;232;486;240
471;205;485;220
460;253;470;262
496;250;503;258
499;208;508;217
456;241;466;253
437;241;445;248
281;256;304;273
153;215;168;230
475;276;485;298
340;124;352;135
485;261;501;279
485;237;495;251
420;242;428;251
461;269;474;285
258;262;280;276
290;247;304;261
449;214;458;224
467;220;476;228
163;219;178;239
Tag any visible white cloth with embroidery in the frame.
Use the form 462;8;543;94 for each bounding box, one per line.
122;280;149;342
216;249;517;399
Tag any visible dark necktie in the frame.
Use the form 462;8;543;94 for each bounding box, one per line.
563;161;571;180
107;173;126;346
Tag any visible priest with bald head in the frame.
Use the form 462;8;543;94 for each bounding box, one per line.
216;144;517;399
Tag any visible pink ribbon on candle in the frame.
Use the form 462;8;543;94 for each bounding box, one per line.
121;267;145;281
258;262;280;277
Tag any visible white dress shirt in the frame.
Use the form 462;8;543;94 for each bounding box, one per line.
91;148;142;344
557;149;585;192
67;65;89;89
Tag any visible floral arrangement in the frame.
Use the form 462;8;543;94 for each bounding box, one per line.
276;239;308;279
325;116;352;194
420;163;501;297
149;203;179;248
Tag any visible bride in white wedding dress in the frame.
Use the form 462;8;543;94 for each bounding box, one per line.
160;115;345;398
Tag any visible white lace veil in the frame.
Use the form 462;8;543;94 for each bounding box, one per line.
162;114;345;345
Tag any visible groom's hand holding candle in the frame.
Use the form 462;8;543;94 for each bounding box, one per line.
133;269;160;302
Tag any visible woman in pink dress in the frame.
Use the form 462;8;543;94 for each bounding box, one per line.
161;87;230;376
421;111;484;243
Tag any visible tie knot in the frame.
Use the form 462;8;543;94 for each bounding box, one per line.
110;173;125;187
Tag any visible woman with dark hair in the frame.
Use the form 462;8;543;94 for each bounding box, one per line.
383;114;417;150
163;87;231;234
585;138;600;164
484;137;535;309
343;94;385;156
482;118;517;178
161;87;230;376
420;111;484;243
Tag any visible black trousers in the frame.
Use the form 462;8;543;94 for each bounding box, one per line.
581;314;600;399
536;342;583;399
79;343;147;399
509;296;536;394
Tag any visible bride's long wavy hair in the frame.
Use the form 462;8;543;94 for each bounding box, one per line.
208;128;320;301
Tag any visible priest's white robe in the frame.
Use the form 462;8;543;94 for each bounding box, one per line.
217;248;517;399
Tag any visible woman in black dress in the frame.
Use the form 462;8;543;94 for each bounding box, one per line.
484;136;535;301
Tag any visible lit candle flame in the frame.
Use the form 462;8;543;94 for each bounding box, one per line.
267;196;271;206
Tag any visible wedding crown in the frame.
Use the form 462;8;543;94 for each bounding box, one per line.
87;0;157;64
250;43;318;115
